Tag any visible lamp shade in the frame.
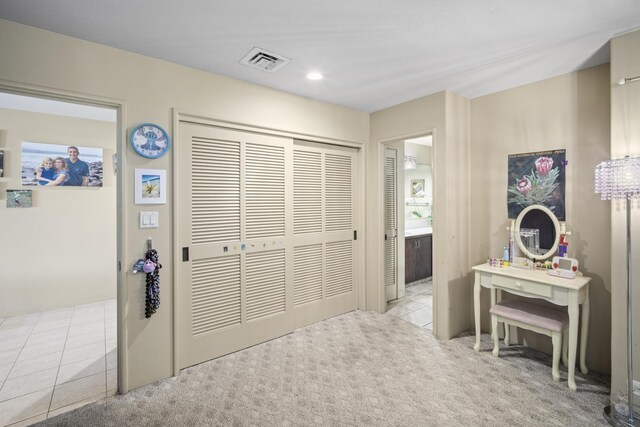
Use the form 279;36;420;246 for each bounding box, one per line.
595;156;640;200
404;156;417;170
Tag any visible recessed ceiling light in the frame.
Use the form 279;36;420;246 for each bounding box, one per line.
306;72;323;80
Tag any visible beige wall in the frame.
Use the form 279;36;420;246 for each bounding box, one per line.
369;91;472;339
404;141;432;165
0;19;369;390
470;64;612;374
444;92;472;337
0;109;116;316
610;31;640;395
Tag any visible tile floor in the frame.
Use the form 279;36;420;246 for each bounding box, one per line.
386;278;433;330
0;300;117;426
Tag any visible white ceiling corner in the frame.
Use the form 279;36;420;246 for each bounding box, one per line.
0;1;639;112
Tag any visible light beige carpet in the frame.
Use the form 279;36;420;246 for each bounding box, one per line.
39;311;609;426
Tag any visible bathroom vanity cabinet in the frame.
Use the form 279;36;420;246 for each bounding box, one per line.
405;233;432;283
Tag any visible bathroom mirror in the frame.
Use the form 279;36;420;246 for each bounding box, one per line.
514;204;560;260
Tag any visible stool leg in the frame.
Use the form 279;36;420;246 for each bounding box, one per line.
551;331;561;381
562;329;568;367
492;314;500;357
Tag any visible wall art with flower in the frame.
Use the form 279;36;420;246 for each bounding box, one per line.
507;149;566;220
134;168;166;205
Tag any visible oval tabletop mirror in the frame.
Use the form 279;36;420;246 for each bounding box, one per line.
514;204;561;260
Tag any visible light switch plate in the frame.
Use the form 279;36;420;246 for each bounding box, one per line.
140;211;159;228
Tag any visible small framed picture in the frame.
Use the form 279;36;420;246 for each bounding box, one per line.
7;190;32;208
0;150;4;177
411;179;425;197
135;169;166;204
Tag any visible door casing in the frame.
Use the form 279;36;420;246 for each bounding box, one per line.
0;80;128;392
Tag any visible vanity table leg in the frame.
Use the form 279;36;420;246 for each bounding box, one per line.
562;329;568;367
474;272;481;352
492;312;500;357
579;286;590;375
568;292;579;391
490;289;497;341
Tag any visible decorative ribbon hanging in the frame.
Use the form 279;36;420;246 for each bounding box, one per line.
144;249;162;318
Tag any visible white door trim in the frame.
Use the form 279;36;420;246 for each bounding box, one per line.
0;79;129;392
377;130;438;336
172;109;366;375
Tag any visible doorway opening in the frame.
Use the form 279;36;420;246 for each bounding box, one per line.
384;134;434;331
0;91;119;424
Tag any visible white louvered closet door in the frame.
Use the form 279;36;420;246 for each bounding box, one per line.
384;149;398;301
178;123;294;369
292;141;357;328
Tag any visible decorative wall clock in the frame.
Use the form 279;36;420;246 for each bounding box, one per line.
130;123;170;159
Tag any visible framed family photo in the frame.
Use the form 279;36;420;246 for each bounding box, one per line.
135;168;166;205
21;141;103;187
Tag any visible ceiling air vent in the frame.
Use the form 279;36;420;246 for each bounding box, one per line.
240;47;291;73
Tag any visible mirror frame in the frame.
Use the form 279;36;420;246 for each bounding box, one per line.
514;204;561;261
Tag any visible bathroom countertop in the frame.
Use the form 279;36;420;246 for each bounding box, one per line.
405;227;432;237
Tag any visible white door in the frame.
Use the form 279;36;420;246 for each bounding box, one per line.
177;123;358;369
292;141;357;327
385;148;398;301
178;123;294;369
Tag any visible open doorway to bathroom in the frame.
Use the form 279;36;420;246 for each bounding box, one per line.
385;135;433;331
0;91;118;425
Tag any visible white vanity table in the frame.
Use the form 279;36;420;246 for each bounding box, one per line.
473;263;590;391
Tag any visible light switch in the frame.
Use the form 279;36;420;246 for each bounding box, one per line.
150;212;159;227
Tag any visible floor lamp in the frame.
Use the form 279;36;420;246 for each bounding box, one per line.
596;155;640;426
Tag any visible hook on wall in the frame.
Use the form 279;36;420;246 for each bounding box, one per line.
133;238;155;273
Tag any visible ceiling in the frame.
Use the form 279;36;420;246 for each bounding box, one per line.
1;1;639;112
0;93;117;122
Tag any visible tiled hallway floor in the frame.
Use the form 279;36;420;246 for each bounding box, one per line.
386;278;433;330
0;300;117;426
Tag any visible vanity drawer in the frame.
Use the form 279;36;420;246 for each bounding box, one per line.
493;275;552;298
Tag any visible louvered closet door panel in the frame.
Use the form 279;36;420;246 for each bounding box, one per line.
192;255;241;336
325;153;352;232
246;143;285;239
292;142;357;328
192;138;240;244
178;123;294;369
325;241;353;297
384;151;397;301
246;249;286;321
293;244;323;306
293;150;322;234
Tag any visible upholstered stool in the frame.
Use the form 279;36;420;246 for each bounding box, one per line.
489;299;568;382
